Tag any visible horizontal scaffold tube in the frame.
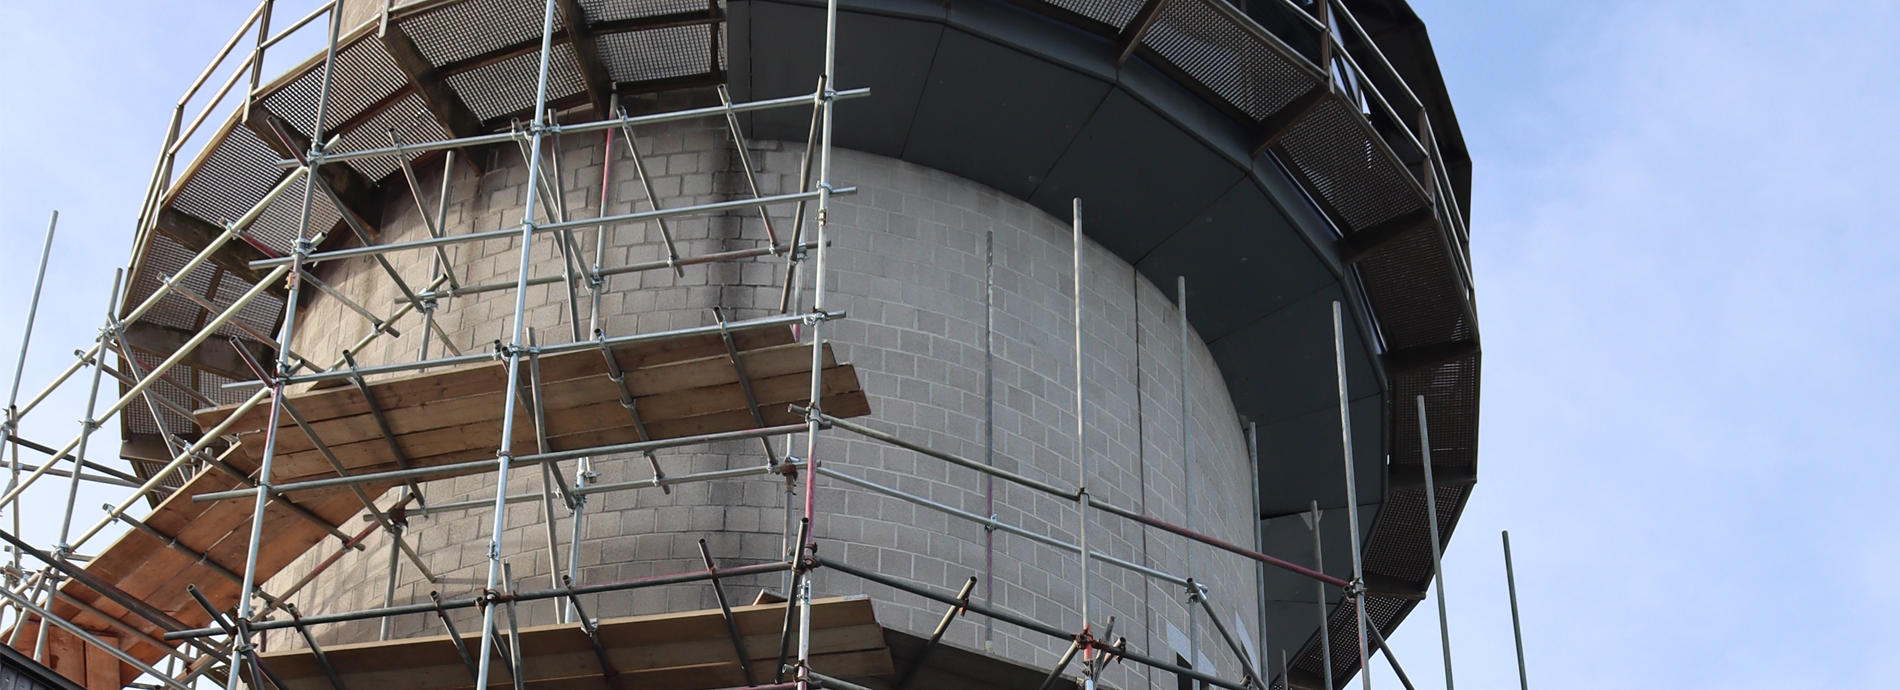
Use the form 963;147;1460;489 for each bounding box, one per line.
191;423;809;502
804;408;1350;589
13;166;307;422
816;466;1191;587
281;88;871;169
0;264;291;512
165;560;791;639
814;556;1248;690
247;189;856;270
411;462;802;517
227;310;842;387
407;242;819;302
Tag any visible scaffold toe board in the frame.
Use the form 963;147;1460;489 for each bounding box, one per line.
259;596;890;690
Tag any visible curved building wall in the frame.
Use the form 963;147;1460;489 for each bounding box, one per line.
262;109;1264;687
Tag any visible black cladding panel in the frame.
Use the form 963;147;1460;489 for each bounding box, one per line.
1208;284;1380;424
1255;394;1384;517
1136;178;1337;343
902;30;1111;198
1029;89;1244;259
738;1;944;158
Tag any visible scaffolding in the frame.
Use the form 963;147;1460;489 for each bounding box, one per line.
0;1;1486;690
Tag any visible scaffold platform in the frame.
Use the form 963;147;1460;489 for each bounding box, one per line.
12;326;867;688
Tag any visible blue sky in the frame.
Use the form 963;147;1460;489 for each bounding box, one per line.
2;1;1897;688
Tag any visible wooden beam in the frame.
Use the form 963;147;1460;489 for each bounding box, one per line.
120;321;273;382
556;0;615;118
1380;338;1479;377
1250;83;1333;157
152;206;286;299
1114;0;1174;66
378;21;485;141
243;106;383;242
1335;206;1435;264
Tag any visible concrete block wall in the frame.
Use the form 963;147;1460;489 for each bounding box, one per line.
263;108;1266;688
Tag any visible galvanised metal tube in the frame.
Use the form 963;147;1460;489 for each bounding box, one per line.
190;423;810;503
982;230;997;648
474;3;559;684
14;166;305;423
808;410;1076;501
278;88;870;169
260;1;331;51
1366;622;1418;690
1072;198;1092;640
1194;584;1263;688
68;248;414;550
0;264;289;512
164;560;792;639
812;406;1346;587
171;50;261;156
0;461;143;490
563;457;590;624
1311;501;1333;690
408;242;814;302
5;571;46;649
717;84;779;247
69;407;260;551
50;588;210;667
1417;395;1455;690
576;461;792;497
178;0;270;108
225;4;343;686
5;211;56;574
798;6;843;690
1249;421;1267;676
816;556;1249;690
1180;274;1196;675
247;188;852;270
379;519;402;640
817;466;1190;588
56;271;122;553
1331;301;1370;690
615;107;685;276
257;309;833;387
1503;531;1529;690
1094;495;1349;589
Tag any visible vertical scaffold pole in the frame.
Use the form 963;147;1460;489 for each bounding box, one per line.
983;229;996;652
796;3;841;690
4;211;56;577
1072;199;1094;664
1308;500;1332;690
1179;275;1195;677
475;1;562;688
1329;301;1369;690
56;270;122;555
1248;420;1265;678
1415;396;1454;690
227;3;342;688
1503;531;1528;690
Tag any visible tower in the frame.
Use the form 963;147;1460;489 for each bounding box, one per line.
0;2;1476;690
